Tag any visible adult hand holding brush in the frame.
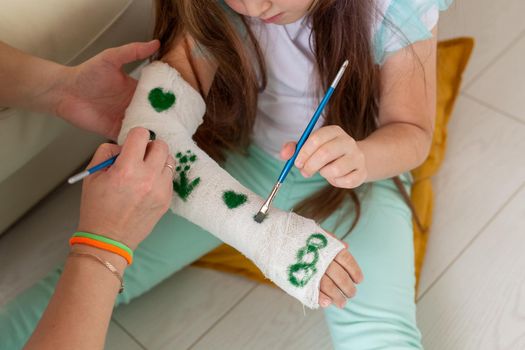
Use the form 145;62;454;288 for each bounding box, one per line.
25;128;175;350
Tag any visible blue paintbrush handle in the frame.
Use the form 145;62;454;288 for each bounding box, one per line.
277;87;336;183
88;154;119;174
276;60;348;184
68;154;119;184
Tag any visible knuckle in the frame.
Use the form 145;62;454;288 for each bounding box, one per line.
334;292;346;307
97;143;112;152
320;276;330;291
100;48;113;58
319;167;331;179
310;135;321;148
331;164;343;177
114;165;133;180
339;252;354;269
152;140;169;154
131;127;149;138
303;161;313;174
95;143;117;157
317;147;330;161
345;283;356;298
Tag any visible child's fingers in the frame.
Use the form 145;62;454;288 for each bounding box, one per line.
320;275;347;309
295;126;340;168
279;142;296;161
325;262;356;299
335;250;364;284
301;138;346;177
318;291;332;308
320;154;355;180
331;169;367;189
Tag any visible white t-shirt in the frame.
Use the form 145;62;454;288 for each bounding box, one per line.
245;0;441;158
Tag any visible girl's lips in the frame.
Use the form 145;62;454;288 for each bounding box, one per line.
262;12;284;24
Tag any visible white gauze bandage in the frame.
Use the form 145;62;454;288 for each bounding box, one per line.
118;62;345;309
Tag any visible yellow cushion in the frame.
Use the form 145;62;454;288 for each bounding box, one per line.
193;38;475;292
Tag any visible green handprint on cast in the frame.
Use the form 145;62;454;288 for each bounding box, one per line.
173;150;200;201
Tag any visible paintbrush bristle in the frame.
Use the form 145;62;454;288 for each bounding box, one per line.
254;211;267;223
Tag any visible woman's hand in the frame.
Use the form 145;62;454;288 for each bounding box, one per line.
318;233;363;308
54;40;160;140
281;125;368;189
77;127;174;250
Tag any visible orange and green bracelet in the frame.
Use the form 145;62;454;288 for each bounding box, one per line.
69;232;134;265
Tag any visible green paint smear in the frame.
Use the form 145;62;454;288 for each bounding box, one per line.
149;87;176;113
223;191;248;209
288;233;329;288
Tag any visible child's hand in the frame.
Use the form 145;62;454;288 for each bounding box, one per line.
319;234;364;309
280;125;368;189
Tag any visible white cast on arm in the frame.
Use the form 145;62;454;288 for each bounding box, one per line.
118;62;344;309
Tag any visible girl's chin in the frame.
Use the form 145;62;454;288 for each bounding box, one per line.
271;14;305;25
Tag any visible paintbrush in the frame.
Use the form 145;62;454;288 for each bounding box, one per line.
254;60;349;223
68;154;119;184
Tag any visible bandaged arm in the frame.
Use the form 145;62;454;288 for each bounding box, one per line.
118;62;344;309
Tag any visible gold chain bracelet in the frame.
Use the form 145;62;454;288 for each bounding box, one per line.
68;251;124;293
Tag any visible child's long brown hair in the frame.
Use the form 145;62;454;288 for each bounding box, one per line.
154;0;423;235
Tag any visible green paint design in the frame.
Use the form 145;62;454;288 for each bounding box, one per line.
173;150;200;201
288;233;328;288
148;87;176;113
222;191;248;209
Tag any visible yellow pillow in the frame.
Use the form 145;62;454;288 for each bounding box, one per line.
193;38;475;292
412;37;474;288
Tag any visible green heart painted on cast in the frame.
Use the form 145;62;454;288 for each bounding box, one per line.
148;87;176;113
223;191;248;209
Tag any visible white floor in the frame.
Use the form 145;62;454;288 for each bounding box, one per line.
1;1;525;349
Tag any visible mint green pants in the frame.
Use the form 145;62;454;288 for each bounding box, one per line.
1;145;421;349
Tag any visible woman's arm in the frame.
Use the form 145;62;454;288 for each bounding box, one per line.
0;41;64;113
24;247;127;350
0;40;159;140
357;28;438;182
25;129;174;350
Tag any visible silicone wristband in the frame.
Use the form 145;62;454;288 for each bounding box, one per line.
69;234;133;265
72;232;133;258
